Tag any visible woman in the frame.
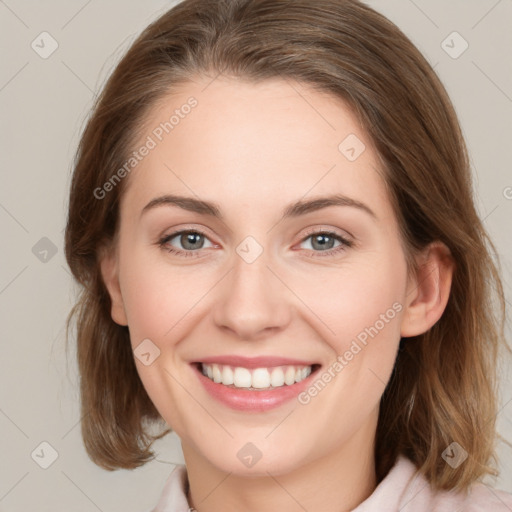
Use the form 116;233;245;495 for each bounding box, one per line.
64;0;512;510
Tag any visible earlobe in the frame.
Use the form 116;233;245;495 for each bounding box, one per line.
400;241;454;337
99;246;128;326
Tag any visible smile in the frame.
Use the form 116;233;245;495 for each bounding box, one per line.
201;363;313;390
192;358;321;412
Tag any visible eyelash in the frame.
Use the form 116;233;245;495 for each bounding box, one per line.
158;228;353;259
158;229;212;258
158;229;353;258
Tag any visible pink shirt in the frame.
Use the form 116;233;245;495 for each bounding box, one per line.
149;455;512;511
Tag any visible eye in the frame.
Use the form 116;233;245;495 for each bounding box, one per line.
157;228;353;259
298;230;352;257
158;229;214;257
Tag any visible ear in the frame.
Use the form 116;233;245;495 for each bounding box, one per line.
400;241;454;337
99;245;128;326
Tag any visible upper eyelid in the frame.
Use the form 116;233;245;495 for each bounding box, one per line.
160;225;213;240
161;227;352;247
300;225;353;240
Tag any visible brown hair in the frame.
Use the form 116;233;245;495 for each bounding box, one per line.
64;0;508;490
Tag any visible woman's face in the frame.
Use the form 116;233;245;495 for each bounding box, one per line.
104;76;414;476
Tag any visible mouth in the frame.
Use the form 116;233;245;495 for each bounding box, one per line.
191;357;321;412
197;362;319;390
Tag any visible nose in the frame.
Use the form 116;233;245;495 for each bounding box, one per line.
212;249;292;341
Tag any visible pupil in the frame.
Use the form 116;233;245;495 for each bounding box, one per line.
313;234;334;250
182;232;203;250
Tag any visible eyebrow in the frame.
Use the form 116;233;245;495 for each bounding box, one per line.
140;193;377;221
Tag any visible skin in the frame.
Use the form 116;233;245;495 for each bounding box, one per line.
101;76;454;512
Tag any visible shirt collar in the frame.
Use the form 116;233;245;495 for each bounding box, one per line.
152;455;423;512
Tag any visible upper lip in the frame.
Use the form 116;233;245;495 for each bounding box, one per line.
194;355;318;369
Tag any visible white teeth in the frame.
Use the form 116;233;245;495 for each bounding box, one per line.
270;367;285;387
284;366;296;385
233;367;252;388
201;363;313;389
252;368;270;389
212;364;222;383
221;365;234;385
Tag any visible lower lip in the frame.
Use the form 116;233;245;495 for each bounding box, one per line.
193;364;317;412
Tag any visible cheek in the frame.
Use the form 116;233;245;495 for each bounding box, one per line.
118;244;214;344
288;248;407;415
121;276;175;346
116;246;203;429
290;253;407;350
289;255;406;444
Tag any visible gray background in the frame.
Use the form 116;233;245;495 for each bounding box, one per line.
0;0;511;510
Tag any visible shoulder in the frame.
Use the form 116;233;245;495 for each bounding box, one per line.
451;482;512;511
354;455;512;512
148;464;191;512
411;481;512;512
395;457;512;512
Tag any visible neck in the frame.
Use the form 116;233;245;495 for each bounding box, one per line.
183;412;378;512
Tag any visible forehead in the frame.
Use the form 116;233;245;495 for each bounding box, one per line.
121;76;391;222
